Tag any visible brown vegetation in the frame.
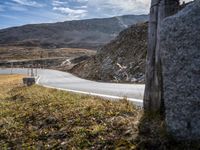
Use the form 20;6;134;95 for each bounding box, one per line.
0;75;199;149
0;46;95;61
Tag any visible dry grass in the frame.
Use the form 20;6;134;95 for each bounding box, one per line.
0;46;96;60
0;75;142;149
0;74;24;84
0;75;25;100
1;75;199;149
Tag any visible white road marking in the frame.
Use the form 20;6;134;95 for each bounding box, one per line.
38;83;143;103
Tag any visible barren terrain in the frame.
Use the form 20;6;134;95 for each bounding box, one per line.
0;46;95;70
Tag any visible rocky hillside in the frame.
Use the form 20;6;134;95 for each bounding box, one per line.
0;15;148;49
71;22;148;83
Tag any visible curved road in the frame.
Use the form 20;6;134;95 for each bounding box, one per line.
0;68;144;106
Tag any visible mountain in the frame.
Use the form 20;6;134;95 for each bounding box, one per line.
0;15;148;49
71;22;148;83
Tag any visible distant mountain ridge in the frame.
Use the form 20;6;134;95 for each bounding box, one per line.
0;15;148;49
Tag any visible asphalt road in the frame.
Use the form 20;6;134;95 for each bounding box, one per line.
0;68;144;106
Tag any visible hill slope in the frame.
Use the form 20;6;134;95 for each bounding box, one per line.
0;15;148;49
71;22;148;83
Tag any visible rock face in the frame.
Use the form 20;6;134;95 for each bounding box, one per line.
160;1;200;140
71;23;148;83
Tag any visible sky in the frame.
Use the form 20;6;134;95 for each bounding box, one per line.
0;0;193;29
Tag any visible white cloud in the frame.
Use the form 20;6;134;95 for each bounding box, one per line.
52;0;88;20
75;5;87;9
53;7;87;14
76;0;194;17
75;0;89;3
52;0;68;7
51;0;149;21
87;0;150;15
53;7;87;19
52;0;194;21
12;0;44;7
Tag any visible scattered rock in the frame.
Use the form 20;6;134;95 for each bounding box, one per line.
71;22;148;83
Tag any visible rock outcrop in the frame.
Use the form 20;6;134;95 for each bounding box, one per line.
71;23;148;83
161;1;200;140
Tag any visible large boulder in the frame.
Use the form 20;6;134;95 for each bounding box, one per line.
160;1;200;140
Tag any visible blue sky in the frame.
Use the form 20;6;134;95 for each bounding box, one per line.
0;0;192;29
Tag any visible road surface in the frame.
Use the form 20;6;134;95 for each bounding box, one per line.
0;68;144;106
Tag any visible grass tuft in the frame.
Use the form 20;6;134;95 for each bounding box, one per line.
0;75;141;149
